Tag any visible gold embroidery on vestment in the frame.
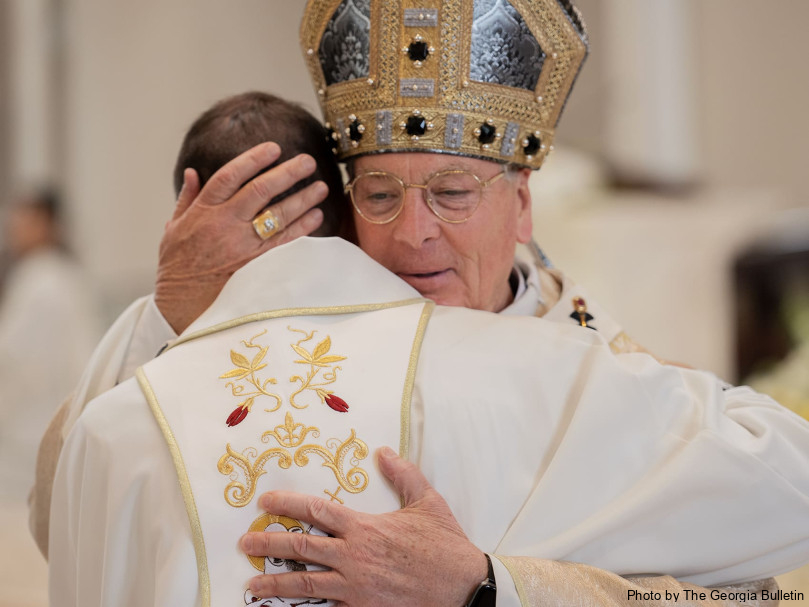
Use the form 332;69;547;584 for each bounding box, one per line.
295;428;369;494
288;327;347;409
262;410;320;447
325;486;344;503
219;330;282;413
218;443;292;508
144;299;432;604
218;412;369;508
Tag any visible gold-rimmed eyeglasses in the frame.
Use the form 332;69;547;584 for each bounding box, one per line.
345;168;506;224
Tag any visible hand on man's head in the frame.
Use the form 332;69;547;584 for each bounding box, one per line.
155;142;329;334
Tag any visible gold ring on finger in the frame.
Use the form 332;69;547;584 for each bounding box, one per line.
252;208;283;240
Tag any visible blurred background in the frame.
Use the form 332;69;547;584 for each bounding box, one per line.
0;0;807;605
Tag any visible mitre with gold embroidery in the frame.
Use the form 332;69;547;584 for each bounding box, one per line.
300;0;588;169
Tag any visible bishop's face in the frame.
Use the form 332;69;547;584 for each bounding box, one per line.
351;153;534;312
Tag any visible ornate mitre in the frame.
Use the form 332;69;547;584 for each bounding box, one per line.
300;0;588;169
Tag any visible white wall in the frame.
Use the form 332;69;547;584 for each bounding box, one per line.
61;0;316;309
0;1;11;206
697;0;809;205
562;0;809;204
7;0;59;188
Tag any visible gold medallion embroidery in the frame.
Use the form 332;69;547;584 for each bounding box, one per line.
243;514;332;606
245;513;313;572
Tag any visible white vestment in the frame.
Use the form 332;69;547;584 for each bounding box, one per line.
49;238;809;607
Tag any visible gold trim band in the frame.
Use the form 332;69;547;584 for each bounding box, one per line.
137;367;211;607
169;298;431;351
399;301;434;461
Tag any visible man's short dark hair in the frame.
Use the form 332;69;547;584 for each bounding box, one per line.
173;91;347;237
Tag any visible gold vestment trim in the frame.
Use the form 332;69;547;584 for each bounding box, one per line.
137;367;211;607
497;554;530;606
400;301;434;460
168;298;429;350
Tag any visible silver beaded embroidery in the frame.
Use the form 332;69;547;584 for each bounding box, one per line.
400;78;435;97
445;113;465;149
335;118;350;151
376;110;393;145
500;122;520;157
404;8;438;28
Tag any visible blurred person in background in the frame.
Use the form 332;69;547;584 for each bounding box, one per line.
0;188;102;501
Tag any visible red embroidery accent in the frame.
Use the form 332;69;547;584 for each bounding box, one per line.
226;405;249;427
325;393;349;413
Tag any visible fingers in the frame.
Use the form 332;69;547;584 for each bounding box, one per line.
265;180;328;231
197;142;282;206
258;491;351;537
230;153;321;221
260;208;324;251
240;528;340;569
255;179;328;245
377;446;433;507
247;569;343;602
172;168;201;221
178;140;329;241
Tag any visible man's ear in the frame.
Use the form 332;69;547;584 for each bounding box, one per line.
514;168;534;244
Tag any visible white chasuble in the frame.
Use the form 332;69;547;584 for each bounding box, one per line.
137;300;431;606
49;238;809;607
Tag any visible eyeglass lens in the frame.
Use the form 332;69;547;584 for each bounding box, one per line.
352;172;482;222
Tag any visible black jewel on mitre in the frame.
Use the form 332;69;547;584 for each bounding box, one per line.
317;0;587;90
306;0;589;170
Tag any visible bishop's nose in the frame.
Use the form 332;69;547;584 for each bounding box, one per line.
389;186;442;248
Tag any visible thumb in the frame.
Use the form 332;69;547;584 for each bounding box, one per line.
377;446;432;507
172;168;201;220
